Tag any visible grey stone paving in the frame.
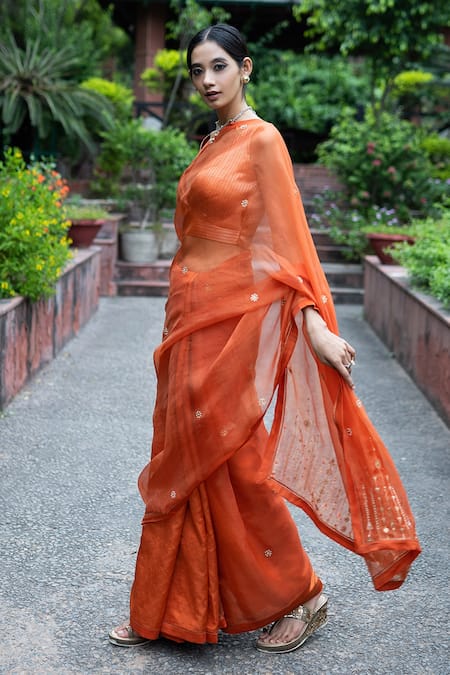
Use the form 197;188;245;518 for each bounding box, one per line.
0;298;448;675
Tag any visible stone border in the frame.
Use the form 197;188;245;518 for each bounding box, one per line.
0;247;100;410
364;255;450;426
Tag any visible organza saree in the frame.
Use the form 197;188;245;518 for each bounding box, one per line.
129;119;420;642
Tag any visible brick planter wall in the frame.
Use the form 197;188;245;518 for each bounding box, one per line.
93;214;124;297
0;247;100;409
364;256;450;426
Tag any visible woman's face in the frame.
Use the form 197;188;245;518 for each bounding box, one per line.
190;40;252;116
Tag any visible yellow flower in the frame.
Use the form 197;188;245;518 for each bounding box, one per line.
1;281;9;290
36;263;43;271
17;212;24;220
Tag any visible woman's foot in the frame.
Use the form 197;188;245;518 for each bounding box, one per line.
109;622;151;647
255;593;328;653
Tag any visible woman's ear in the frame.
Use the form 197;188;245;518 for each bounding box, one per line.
241;57;253;84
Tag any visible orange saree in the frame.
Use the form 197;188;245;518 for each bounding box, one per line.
129;119;421;643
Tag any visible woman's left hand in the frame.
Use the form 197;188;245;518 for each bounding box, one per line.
303;307;356;388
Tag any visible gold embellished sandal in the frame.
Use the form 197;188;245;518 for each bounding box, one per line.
109;624;151;647
255;594;328;653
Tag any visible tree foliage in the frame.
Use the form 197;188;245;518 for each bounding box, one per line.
252;51;369;136
294;0;450;111
0;34;113;153
0;0;129;80
160;0;230;126
294;0;449;67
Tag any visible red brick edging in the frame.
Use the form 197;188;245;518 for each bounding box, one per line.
0;248;100;409
364;256;450;426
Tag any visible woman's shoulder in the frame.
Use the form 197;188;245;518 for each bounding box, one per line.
249;118;285;148
246;119;288;163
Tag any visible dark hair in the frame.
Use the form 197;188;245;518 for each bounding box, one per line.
187;24;249;71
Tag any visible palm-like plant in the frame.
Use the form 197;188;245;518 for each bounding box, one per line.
0;33;112;152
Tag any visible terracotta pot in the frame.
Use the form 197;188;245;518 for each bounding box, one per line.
68;219;105;248
366;232;415;265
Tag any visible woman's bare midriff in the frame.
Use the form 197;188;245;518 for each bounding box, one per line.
178;235;243;272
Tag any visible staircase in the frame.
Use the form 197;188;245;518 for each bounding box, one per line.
115;230;364;304
311;229;364;304
116;259;171;297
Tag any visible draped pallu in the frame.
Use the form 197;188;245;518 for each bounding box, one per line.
130;120;421;643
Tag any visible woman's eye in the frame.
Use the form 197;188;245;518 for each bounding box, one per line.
191;68;203;77
214;63;226;71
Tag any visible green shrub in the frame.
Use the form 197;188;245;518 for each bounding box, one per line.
81;78;134;122
91;121;197;224
0;148;72;301
318;109;441;221
421;134;450;180
392;67;449;133
393;70;435;95
141;49;189;99
251;51;370;137
390;212;450;307
64;204;110;221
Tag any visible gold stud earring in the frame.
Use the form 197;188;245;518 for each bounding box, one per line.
243;75;250;84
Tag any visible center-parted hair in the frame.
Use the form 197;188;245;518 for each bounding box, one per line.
187;24;249;72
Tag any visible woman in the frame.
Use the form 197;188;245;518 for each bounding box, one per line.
110;24;420;654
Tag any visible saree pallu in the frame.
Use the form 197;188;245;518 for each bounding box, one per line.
130;253;323;642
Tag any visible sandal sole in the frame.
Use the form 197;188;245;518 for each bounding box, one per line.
255;600;328;653
109;628;151;648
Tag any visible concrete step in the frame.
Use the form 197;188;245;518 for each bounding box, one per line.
322;263;364;289
330;287;365;305
310;228;335;247
311;228;354;263
116;279;169;297
115;259;171;282
316;245;351;263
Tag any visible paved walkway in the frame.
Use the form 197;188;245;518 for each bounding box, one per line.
0;298;448;675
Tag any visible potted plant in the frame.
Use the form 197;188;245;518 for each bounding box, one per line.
362;206;416;264
92;120;196;263
64;203;110;248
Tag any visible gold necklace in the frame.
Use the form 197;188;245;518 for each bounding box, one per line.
200;106;253;149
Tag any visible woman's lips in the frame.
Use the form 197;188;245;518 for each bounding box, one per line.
205;91;220;102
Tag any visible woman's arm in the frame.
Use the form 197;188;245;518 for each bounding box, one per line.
303;306;356;388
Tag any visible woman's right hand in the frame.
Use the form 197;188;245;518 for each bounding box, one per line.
303;307;356;388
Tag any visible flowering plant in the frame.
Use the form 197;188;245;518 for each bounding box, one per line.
0;148;72;301
311;194;416;261
318;109;442;222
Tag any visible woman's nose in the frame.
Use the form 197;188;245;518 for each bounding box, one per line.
203;69;215;87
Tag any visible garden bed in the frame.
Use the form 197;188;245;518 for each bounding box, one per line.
364;255;449;426
0;247;100;410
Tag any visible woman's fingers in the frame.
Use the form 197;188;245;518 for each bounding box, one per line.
303;309;356;388
314;334;356;388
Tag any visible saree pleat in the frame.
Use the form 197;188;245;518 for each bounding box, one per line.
129;118;420;643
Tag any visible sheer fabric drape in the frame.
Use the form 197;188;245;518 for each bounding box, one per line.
130;119;420;641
